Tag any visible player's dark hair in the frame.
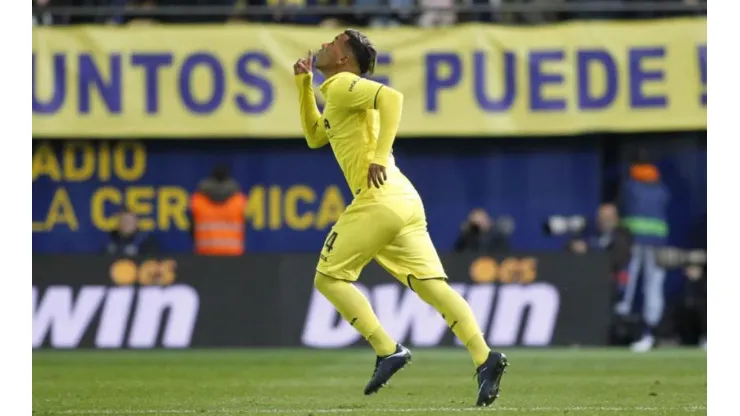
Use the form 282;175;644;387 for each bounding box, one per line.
344;29;377;76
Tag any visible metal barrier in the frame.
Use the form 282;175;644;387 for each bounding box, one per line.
34;2;707;19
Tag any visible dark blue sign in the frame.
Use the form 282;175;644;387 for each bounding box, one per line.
32;140;602;253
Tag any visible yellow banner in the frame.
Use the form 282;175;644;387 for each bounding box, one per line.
32;19;706;138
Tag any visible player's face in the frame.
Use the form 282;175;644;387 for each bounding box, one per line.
315;33;350;71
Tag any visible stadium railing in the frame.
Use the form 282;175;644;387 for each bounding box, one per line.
34;1;707;19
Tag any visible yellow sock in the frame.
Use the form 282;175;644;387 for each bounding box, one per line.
410;277;491;366
465;334;491;367
314;272;397;356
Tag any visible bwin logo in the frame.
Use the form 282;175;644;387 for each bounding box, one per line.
32;285;199;349
301;282;560;348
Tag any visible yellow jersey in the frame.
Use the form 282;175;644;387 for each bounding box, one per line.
312;72;419;201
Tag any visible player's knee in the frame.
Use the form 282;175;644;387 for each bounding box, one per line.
313;271;334;293
408;275;445;290
313;272;326;290
407;276;448;301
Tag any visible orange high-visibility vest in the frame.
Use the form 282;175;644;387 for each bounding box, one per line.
191;192;246;256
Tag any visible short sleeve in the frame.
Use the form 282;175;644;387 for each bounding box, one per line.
329;76;385;111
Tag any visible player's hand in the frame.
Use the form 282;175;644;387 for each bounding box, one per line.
293;50;313;75
367;163;387;189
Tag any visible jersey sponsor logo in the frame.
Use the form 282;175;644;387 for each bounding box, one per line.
301;282;560;348
32;284;200;349
348;78;360;92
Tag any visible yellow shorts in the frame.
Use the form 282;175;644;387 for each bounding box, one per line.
316;197;447;285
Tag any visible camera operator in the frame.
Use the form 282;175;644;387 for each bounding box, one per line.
565;204;633;280
658;218;706;350
546;204;636;346
683;262;706;350
454;209;512;254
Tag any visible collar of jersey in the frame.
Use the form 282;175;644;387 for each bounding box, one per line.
319;72;352;96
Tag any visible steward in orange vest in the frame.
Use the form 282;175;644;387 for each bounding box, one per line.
189;166;247;256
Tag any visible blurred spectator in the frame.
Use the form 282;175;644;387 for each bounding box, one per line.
568;0;627;21
565;203;637;345
684;0;706;15
418;0;457;27
152;0;238;23
627;0;660;19
615;154;670;353
33;0;54;25
266;0;304;24
678;0;707;17
629;0;704;19
189;165;247;256
317;0;363;27
459;0;499;23
567;203;633;280
228;0;268;23
33;0;125;25
265;0;355;26
105;211;158;257
31;0;706;26
454;209;512;253
125;0;159;24
500;0;564;24
677;216;706;349
356;0;413;27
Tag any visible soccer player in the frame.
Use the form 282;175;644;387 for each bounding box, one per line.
293;29;508;407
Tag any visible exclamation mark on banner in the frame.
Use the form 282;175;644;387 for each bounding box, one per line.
698;45;707;106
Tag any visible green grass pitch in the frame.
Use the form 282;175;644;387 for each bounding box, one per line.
33;348;706;416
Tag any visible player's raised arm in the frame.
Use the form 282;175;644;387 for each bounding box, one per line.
293;52;329;149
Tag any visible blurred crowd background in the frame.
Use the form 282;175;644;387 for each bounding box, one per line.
32;0;707;352
33;0;706;26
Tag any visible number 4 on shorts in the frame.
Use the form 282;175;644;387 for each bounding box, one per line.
324;231;338;252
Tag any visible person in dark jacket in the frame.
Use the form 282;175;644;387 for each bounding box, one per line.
105;210;158;257
454;209;511;253
679;216;707;350
568;203;633;277
617;157;670;352
566;203;637;346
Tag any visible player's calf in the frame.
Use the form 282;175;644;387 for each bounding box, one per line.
363;344;412;395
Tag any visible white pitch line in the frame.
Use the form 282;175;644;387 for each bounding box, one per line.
48;405;708;415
